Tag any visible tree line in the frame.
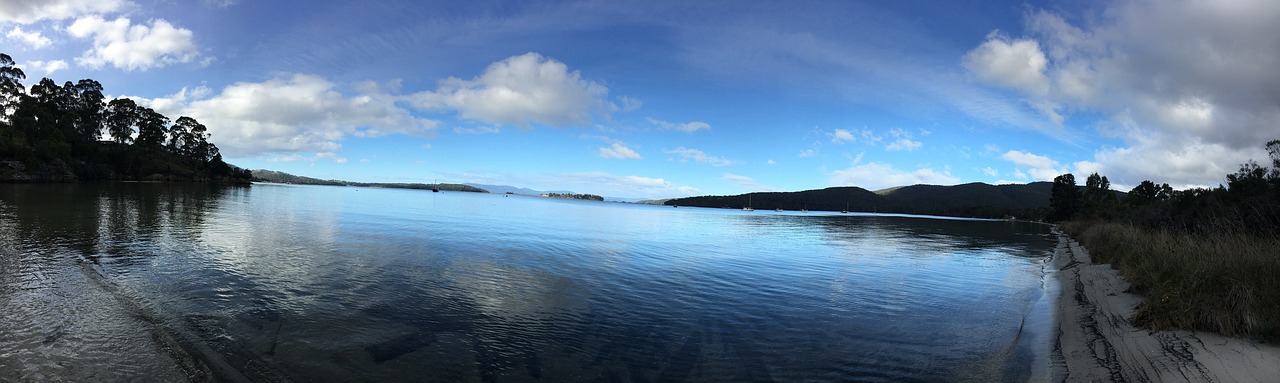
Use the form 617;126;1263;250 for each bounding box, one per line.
1049;140;1280;235
544;193;605;201
0;53;249;181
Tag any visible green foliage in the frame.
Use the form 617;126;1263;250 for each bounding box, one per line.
1062;139;1280;341
1048;173;1080;221
1061;221;1280;341
0;51;248;183
667;183;1054;219
1125;180;1173;206
545;192;605;201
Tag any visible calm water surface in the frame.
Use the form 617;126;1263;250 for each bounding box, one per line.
0;183;1057;382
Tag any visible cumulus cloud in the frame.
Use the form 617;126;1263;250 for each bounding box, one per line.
828;162;959;190
963;32;1050;96
135;74;440;158
966;1;1280;187
648;117;710;133
831;129;854;144
598;142;641;159
1000;149;1072;181
6;26;51;48
409;52;610;128
664;147;740;167
66;16;200;71
0;0;127;24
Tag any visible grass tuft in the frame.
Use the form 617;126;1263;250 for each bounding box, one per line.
1060;220;1280;341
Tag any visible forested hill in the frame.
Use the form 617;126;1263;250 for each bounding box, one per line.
0;53;251;183
665;182;1057;219
252;169;488;193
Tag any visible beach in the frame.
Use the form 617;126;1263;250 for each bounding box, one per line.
1049;230;1280;382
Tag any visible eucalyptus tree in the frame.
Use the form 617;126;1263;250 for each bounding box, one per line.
105;98;141;144
170;116;212;161
0;53;24;123
1126;180;1174;206
1049;173;1081;221
70;79;105;142
134;107;170;150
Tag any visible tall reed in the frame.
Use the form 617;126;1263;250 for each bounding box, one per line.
1060;221;1280;341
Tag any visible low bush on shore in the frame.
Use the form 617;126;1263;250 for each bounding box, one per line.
1060;220;1280;341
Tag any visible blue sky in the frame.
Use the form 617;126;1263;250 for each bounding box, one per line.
4;0;1278;199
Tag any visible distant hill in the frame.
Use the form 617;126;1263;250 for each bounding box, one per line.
252;170;487;193
636;198;673;205
665;182;1061;220
464;183;571;196
251;169;345;186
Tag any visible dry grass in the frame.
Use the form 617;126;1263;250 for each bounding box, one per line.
1060;221;1280;341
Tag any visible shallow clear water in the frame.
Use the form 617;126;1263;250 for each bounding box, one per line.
0;183;1057;382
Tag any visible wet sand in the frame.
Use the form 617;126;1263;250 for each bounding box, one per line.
1050;230;1280;382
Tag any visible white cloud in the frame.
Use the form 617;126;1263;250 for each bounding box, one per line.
963;32;1051;97
723;172;776;192
797;148;816;157
968;1;1280;187
6;26;51;48
452;126;500;135
831;129;855;144
21;60;68;75
0;0;127;24
1086;133;1253;189
271;152;348;164
664;147;740;167
882;128;922;151
408;52;610;128
999;149;1065;181
551;172;700;199
598;142;641;159
767;159;776;165
982;167;999;177
885;138;922;151
828;162;959;190
66;16;200;71
1000;150;1056;169
648;117;710;133
135;74;440;158
617;96;643;112
722;173;753;183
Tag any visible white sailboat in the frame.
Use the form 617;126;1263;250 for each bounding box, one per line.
743;195;754;211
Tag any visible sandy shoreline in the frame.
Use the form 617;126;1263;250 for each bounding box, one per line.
1049;229;1280;382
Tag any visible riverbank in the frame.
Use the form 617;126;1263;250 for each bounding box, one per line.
1049;229;1280;382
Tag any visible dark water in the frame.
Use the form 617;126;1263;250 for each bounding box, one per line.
0;183;1057;382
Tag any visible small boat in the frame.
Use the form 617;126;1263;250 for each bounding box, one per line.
432;188;440;192
801;204;808;213
742;195;754;211
841;202;849;214
775;208;783;212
